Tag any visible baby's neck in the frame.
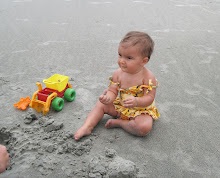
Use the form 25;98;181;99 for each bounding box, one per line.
120;67;147;88
126;66;146;75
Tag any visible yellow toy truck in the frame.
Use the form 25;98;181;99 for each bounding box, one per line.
29;74;76;115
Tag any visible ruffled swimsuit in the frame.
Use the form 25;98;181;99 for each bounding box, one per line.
109;77;160;120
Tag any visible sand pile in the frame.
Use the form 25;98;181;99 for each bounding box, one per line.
88;148;138;178
0;109;140;177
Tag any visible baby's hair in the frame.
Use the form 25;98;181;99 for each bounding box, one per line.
120;31;154;60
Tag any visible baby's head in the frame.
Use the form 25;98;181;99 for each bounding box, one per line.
120;31;154;60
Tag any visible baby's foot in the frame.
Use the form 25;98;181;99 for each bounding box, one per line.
105;119;121;129
74;126;92;140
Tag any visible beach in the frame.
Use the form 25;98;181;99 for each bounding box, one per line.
0;0;220;177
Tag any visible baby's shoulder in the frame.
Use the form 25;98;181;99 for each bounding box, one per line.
113;68;122;75
112;69;122;81
143;68;157;85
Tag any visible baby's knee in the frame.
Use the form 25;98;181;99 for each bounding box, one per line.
139;124;152;136
132;121;152;136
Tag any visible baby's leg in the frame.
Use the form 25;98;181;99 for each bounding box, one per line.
105;114;153;136
74;101;118;140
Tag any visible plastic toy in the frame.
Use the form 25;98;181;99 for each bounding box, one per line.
29;74;76;115
14;97;31;110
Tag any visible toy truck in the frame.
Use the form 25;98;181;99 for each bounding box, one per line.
29;74;76;115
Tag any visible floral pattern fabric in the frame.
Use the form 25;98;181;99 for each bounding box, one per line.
109;77;160;120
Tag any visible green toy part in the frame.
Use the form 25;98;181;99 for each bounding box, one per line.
64;88;76;102
51;97;64;111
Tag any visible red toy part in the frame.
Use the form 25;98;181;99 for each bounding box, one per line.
37;84;69;102
14;97;31;110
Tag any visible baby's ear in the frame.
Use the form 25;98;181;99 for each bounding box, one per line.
142;57;149;65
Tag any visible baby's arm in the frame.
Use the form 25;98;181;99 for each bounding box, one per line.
123;76;157;108
136;84;156;107
99;72;119;105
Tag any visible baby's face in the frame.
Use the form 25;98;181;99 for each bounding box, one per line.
118;43;146;74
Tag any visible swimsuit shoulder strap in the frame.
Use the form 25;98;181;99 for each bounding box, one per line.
108;76;120;87
140;79;159;93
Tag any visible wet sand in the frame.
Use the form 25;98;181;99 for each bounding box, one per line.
0;0;220;177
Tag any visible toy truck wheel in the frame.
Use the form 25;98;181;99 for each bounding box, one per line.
64;88;76;102
51;97;64;111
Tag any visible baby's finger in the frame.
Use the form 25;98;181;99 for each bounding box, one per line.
102;97;108;103
104;96;110;103
123;103;132;108
123;98;131;104
123;98;127;103
99;95;107;102
100;95;110;104
99;95;104;101
103;89;108;95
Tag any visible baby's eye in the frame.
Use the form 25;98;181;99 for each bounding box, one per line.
118;53;122;57
127;56;132;60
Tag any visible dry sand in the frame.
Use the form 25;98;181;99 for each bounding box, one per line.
0;0;220;177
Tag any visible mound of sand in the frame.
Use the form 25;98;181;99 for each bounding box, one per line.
0;109;141;177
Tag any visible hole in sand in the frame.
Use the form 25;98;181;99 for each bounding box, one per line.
0;129;11;145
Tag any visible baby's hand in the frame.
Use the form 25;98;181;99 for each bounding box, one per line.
99;90;111;105
123;96;137;108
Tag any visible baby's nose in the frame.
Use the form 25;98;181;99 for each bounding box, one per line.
120;58;126;64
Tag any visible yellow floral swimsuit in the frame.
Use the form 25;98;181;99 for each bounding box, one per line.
109;77;160;120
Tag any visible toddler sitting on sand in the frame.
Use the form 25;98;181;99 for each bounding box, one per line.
74;31;160;140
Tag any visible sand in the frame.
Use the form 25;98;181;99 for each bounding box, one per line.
0;0;220;177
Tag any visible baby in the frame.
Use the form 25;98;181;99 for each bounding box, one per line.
74;31;160;140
